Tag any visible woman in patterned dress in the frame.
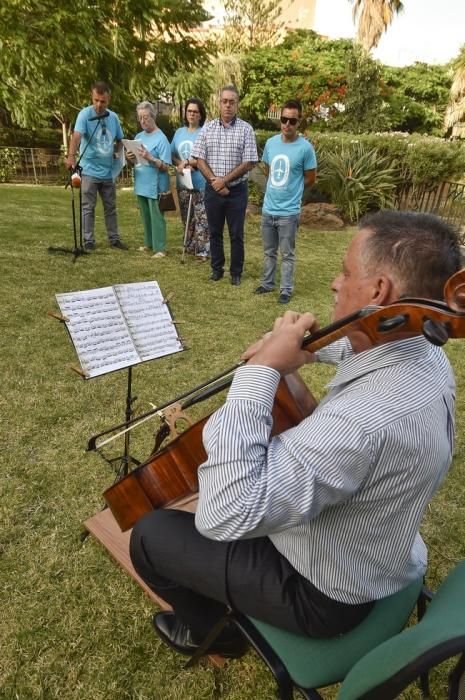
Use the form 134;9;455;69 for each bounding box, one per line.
171;99;209;260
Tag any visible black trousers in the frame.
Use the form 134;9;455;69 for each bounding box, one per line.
204;182;248;276
129;509;374;639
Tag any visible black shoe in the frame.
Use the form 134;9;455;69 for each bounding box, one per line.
153;612;249;659
231;276;241;286
110;240;128;250
210;271;224;281
84;241;95;251
254;285;273;294
278;292;291;304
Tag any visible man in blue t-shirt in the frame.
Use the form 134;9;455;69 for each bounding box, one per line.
65;81;127;251
255;100;317;303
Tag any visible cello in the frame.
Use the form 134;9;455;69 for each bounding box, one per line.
88;269;465;532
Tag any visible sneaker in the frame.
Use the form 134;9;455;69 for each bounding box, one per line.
254;285;273;295
278;292;291;304
231;276;241;286
110;240;128;250
152;251;166;259
138;246;151;252
84;241;95;251
210;271;224;281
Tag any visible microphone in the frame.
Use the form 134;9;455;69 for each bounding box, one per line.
89;111;110;121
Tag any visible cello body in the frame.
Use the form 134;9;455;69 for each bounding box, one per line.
104;374;317;531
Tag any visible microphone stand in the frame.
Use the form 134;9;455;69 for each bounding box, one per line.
48;117;105;263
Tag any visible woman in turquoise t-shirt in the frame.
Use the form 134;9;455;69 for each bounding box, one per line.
126;101;172;258
171;99;209;259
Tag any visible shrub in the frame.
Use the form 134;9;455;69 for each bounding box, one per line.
255;129;277;156
310;131;465;189
316;142;399;222
0;148;21;183
0;127;62;148
247;178;264;207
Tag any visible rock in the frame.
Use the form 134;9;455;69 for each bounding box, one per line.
300;203;345;229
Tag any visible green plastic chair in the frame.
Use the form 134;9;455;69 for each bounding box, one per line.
337;558;465;699
186;575;425;699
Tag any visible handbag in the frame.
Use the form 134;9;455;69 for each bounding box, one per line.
158;191;176;212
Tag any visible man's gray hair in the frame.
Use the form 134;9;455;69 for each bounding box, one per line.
136;101;157;120
220;84;240;100
359;210;461;301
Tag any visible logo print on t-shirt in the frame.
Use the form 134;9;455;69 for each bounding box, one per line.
270;154;290;187
178;141;193;161
95;124;113;155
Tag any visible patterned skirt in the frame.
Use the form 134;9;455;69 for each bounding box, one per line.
177;188;210;258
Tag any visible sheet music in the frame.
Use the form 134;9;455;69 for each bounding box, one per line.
112;150;126;181
55;282;183;378
178;168;194;190
114;282;182;361
122;138;145;166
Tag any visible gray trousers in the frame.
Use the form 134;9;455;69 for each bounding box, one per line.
81;175;119;243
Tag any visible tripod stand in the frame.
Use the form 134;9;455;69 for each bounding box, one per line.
48;165;87;262
48;117;104;262
97;366;141;480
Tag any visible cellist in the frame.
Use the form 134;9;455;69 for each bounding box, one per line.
130;210;461;658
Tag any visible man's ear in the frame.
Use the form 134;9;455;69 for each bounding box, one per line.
372;275;395;305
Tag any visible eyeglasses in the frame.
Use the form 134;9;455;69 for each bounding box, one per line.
280;116;300;126
186;109;200;114
220;99;237;105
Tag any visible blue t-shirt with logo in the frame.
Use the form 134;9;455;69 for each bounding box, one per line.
133;129;172;199
74;106;124;179
262;134;317;216
171;127;205;191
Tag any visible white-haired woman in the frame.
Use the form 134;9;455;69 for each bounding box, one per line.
126;101;172;258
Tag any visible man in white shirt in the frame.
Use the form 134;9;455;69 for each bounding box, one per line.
130;210;461;658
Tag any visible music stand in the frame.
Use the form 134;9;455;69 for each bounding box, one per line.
48;117;104;262
96;365;141;479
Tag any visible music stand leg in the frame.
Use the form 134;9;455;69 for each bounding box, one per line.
48;172;87;263
106;366;141;479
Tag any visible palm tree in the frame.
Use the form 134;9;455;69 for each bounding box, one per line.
351;0;403;52
445;45;465;133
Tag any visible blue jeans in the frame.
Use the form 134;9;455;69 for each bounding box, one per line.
81;174;119;244
204;182;248;276
261;213;300;294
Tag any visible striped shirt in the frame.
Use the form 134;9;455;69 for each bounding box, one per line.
196;336;455;604
191;117;258;186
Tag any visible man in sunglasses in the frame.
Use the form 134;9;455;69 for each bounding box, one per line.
191;84;258;286
255;100;316;303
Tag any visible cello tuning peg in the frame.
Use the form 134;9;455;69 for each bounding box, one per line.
422;319;449;346
378;314;408;333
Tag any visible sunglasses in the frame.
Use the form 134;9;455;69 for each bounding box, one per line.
280;116;300;125
186;109;200;114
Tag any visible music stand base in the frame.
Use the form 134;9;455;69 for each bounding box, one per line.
48;245;88;263
107;454;142;480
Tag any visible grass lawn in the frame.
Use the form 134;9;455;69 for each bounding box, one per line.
1;184;464;700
